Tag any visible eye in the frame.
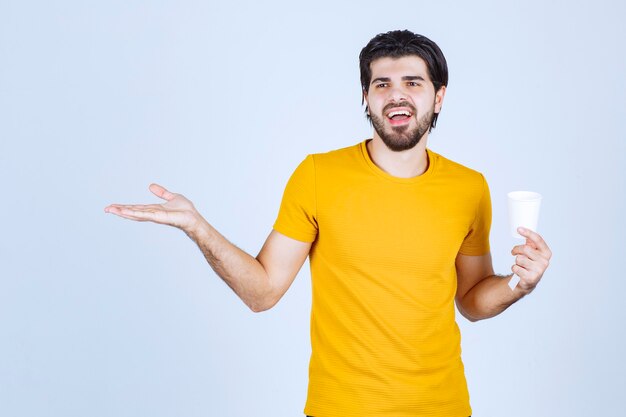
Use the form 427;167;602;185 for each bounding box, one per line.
375;83;388;88
408;81;422;87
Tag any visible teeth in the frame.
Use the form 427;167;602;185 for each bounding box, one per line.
387;110;411;117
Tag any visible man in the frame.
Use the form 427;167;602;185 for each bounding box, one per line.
105;30;552;417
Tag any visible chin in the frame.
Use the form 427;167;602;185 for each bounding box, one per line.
380;128;422;152
382;137;421;152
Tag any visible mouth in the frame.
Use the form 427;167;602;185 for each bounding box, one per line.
385;107;413;126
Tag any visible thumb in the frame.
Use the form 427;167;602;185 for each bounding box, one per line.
149;183;176;201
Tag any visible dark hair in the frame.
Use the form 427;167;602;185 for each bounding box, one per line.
359;30;448;131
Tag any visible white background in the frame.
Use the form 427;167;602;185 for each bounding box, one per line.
1;1;624;416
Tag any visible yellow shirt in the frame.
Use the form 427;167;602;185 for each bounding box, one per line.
273;139;491;417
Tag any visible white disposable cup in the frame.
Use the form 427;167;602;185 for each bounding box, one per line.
507;191;542;239
507;191;542;290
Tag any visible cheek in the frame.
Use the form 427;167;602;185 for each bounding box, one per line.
368;98;385;114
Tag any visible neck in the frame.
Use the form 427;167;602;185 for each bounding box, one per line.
366;134;430;178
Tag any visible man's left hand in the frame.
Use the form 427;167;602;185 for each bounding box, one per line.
511;227;552;293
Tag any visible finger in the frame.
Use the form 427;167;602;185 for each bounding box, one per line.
104;205;126;214
116;207;161;222
149;183;176;201
104;206;146;220
511;245;541;261
510;244;529;255
517;227;551;255
517;228;539;250
105;205;152;216
511;264;539;292
512;244;550;275
511;263;532;281
510;244;524;255
514;255;538;271
111;204;163;211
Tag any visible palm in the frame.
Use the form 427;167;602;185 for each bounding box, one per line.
104;183;200;231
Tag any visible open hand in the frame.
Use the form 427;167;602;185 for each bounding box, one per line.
511;227;552;293
104;183;202;233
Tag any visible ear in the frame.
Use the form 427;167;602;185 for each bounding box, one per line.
434;85;446;114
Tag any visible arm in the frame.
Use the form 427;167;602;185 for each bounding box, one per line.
105;183;312;312
455;227;552;322
454;252;522;322
188;223;311;312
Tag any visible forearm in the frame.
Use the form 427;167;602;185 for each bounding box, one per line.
458;274;530;321
185;217;272;312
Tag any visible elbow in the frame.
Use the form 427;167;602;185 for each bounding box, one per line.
465;314;481;323
246;274;284;313
249;303;271;313
457;299;482;322
460;308;492;322
459;309;479;322
248;294;279;313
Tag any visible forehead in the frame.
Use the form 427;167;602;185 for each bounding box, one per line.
369;55;431;81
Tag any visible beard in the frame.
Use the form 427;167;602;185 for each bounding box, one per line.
370;101;435;152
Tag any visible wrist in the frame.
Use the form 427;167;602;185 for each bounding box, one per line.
511;275;534;298
184;213;210;241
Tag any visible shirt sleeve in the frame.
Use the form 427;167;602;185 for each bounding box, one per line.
272;154;318;242
458;174;492;256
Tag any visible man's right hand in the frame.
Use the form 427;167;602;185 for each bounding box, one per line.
104;183;202;234
104;183;313;312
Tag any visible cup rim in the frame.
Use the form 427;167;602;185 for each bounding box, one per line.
508;191;542;201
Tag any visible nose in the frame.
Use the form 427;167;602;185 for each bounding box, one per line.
387;84;408;103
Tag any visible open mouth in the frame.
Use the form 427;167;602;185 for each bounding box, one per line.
386;108;413;125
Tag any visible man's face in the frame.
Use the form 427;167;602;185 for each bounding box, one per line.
364;55;445;152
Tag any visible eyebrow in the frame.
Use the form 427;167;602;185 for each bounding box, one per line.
371;75;426;85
